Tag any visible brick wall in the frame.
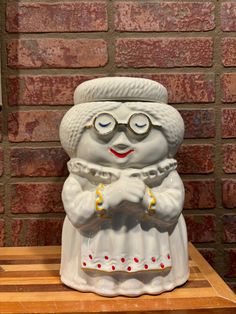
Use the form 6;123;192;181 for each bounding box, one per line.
0;0;235;292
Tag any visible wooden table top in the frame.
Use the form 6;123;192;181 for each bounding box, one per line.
0;243;235;314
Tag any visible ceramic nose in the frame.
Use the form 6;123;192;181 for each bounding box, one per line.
112;132;131;149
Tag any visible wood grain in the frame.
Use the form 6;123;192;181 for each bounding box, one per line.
0;243;235;314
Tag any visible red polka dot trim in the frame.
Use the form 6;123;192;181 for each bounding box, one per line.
83;255;169;271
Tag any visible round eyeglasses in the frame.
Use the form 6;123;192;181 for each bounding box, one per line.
87;112;153;136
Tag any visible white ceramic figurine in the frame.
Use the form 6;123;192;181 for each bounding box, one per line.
59;77;189;296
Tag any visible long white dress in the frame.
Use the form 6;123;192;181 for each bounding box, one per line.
60;158;189;296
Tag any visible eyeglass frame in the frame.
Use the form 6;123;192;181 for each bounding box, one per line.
85;112;161;137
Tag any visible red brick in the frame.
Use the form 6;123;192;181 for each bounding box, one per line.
222;108;236;138
183;180;216;209
7;75;103;106
11;219;63;246
223;215;236;243
0;220;5;246
152;73;215;103
222;38;236;66
224;249;236;277
6;2;108;32
223;144;236;173
221;2;236;31
7;39;108;69
8;73;215;105
10;183;64;214
180;109;215;138
116;38;213;68
221;73;236;103
115;2;215;32
0;149;3;176
185;215;216;243
116;73;215;103
198;248;216;268
8;111;65;142
176;144;214;174
222;179;236;208
10;147;69;177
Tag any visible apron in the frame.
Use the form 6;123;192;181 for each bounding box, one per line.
67;158;177;274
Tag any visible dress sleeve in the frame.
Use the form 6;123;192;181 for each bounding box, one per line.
144;170;185;226
62;174;96;228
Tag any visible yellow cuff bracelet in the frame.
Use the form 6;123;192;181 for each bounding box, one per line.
147;187;156;215
95;183;106;215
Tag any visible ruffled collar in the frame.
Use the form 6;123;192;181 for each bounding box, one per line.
67;158;177;186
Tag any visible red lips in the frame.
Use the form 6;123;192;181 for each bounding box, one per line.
110;148;134;158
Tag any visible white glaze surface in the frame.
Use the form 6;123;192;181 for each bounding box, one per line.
59;77;189;296
73;77;168;105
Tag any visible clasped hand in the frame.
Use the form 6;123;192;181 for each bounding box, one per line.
102;176;147;208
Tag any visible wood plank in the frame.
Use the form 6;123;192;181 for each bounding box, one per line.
0;258;60;265
0;277;62;285
0;243;235;313
1;264;60;271
0;288;216;302
0;246;60;256
0;279;208;289
0;284;71;292
0;297;235;313
183;280;211;288
188;243;236;302
2;264;200;273
188;260;198;267
189;272;206;281
0;270;59;278
190;266;201;273
0;276;205;286
0;266;201;280
0;254;60;261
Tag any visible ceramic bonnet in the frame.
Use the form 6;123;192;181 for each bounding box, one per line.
59;77;189;296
